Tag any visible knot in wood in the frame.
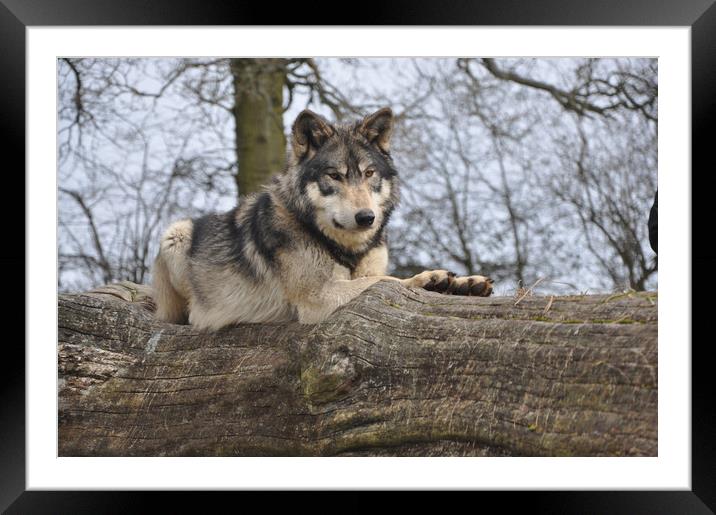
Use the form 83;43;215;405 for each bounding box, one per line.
300;348;358;406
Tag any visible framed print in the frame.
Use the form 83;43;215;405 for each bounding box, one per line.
4;0;714;511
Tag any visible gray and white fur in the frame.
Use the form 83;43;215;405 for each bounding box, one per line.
153;107;493;330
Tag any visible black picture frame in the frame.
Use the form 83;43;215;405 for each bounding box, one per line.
3;0;713;511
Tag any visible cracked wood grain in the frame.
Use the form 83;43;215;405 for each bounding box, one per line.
58;281;657;456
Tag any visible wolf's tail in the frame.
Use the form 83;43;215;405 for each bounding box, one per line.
152;219;193;324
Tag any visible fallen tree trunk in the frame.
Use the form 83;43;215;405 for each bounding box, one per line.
58;281;657;457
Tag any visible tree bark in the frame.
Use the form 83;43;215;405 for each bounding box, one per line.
58;282;657;457
230;58;287;197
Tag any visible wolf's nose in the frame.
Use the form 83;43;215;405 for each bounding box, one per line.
355;209;375;227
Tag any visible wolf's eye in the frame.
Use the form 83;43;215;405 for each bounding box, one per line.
364;169;375;178
328;172;343;181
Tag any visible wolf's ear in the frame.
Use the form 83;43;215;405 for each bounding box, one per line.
291;110;334;161
359;107;394;153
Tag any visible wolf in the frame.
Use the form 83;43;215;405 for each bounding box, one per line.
152;107;494;330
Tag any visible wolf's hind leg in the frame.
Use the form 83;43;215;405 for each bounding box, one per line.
153;253;188;323
152;219;193;324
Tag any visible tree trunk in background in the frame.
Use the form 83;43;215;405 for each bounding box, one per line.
58;282;657;457
230;58;287;197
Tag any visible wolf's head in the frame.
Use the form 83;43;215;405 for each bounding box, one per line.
284;107;399;252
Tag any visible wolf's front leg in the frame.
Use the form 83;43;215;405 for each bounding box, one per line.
295;270;493;323
403;270;494;297
296;276;398;324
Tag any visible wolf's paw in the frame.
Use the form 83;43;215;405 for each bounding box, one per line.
404;269;455;292
446;275;494;296
405;270;494;297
